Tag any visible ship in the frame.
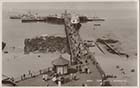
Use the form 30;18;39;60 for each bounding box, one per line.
21;13;105;24
10;15;22;19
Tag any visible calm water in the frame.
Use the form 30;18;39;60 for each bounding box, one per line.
3;2;137;52
2;2;137;78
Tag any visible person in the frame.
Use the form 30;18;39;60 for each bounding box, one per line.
70;73;73;80
85;60;88;64
58;77;61;86
30;73;33;77
87;68;90;74
58;80;61;86
100;81;103;86
78;65;82;73
82;83;85;86
84;66;88;74
76;65;78;71
56;73;59;78
82;83;87;86
39;70;42;74
73;73;77;80
43;74;48;81
42;74;45;81
23;74;26;79
126;54;129;58
61;76;64;84
85;68;88;74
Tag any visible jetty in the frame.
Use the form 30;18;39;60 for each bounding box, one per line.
4;11;108;86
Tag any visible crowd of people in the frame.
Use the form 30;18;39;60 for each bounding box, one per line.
66;21;89;64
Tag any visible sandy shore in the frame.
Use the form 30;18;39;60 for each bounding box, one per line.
2;43;137;86
89;46;137;86
2;46;69;78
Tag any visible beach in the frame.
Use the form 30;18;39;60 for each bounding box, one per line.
2;2;137;86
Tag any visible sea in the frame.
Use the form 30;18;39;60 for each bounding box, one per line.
2;2;137;78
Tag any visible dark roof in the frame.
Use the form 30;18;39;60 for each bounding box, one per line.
52;55;69;66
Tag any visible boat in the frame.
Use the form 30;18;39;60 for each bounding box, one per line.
10;15;22;19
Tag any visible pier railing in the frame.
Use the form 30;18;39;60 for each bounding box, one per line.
12;67;52;83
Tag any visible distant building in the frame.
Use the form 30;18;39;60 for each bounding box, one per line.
52;55;69;75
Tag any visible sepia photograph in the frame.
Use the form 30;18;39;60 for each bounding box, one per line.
1;0;139;87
